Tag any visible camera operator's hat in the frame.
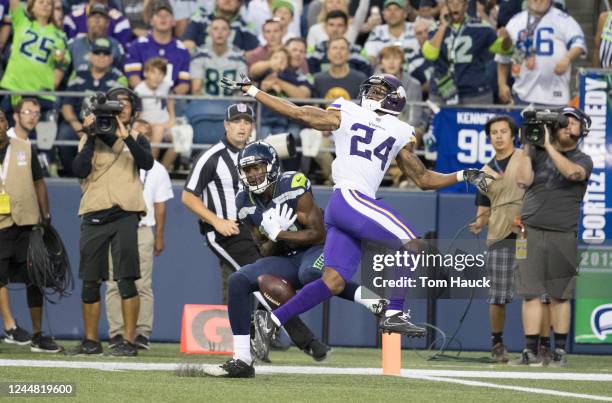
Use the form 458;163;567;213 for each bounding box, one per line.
149;0;174;15
91;38;112;55
87;3;110;18
226;103;255;122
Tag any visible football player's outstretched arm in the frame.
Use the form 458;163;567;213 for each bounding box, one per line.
396;144;495;192
275;192;326;246
221;75;341;132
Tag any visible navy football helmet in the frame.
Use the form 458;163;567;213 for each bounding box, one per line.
358;74;407;116
237;141;281;194
559;106;591;137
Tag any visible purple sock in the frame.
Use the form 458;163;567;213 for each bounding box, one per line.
273;278;333;325
387;298;404;312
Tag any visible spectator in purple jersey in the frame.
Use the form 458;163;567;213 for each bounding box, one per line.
124;0;190;95
63;0;132;44
182;0;259;53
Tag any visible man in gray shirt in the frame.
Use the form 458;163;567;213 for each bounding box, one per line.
513;107;593;367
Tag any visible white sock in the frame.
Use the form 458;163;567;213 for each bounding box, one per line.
271;313;281;326
385;309;402;317
353;286;380;312
232;335;252;365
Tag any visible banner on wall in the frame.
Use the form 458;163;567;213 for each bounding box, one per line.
433;108;523;193
575;69;612;344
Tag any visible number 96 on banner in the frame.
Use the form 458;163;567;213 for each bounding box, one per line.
457;129;494;165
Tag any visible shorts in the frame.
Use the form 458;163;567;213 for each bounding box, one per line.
323;188;418;282
0;225;33;285
205;224;262;270
236;245;325;291
486;240;516;305
517;226;578;300
79;213;140;282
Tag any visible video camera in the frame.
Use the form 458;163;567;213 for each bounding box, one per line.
82;92;123;136
521;110;569;146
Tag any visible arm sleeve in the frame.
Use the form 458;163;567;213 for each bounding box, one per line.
183;152;215;197
563;15;587;53
30;145;43;181
154;169;174;203
475;191;491;207
124;134;154;170
176;49;192;85
124;40;143;79
422;41;440;61
189;52;205;79
572;152;594;179
72;136;96;179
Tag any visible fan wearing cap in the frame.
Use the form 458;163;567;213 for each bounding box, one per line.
67;87;153;357
124;0;191;95
67;2;124;73
182;0;259;53
513;106;593;367
64;0;133;44
59;37;128;177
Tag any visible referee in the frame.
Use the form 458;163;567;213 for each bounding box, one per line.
182;103;330;360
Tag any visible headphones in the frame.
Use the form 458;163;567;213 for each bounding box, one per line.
559;106;591;138
106;87;142;115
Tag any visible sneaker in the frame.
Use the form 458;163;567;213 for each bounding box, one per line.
253;310;277;361
30;333;63;353
371;299;389;318
303;339;331;362
108;340;138;357
491;342;509;363
270;327;289;351
378;312;426;337
4;325;32;345
538;345;553;366
549;348;567;367
65;339;103;356
134;335;150;350
508;348;543;366
108;334;123;349
203;358;254;378
251;332;270;363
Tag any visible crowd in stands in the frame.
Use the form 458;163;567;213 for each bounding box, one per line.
0;0;602;184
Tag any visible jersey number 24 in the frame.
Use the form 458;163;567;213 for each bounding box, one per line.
349;123;396;170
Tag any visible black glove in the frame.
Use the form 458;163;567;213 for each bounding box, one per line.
220;73;252;92
462;169;495;193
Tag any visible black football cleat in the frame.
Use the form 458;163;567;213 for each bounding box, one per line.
378;312;426;338
203;358;255;378
253;310;278;360
303;339;332;362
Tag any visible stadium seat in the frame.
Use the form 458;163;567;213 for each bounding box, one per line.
185;100;232;144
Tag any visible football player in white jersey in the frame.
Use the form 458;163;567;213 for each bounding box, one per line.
497;0;586;106
221;72;491;339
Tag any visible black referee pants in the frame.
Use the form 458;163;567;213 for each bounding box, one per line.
205;225;317;350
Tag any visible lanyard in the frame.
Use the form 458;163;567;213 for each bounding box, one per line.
448;22;466;65
0;144;10;190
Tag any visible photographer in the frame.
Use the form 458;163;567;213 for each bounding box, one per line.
513;107;593;367
68;87;153;357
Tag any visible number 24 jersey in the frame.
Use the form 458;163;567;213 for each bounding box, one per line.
327;98;416;198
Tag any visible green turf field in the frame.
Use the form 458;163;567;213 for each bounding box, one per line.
1;341;611;402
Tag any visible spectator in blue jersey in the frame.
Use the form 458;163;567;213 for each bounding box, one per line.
365;0;421;69
58;37;128;176
67;3;124;73
307;10;372;76
182;0;259;53
63;0;132;44
422;0;512;105
258;47;312;138
124;0;191;95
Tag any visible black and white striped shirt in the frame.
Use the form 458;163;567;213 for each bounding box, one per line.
184;138;242;234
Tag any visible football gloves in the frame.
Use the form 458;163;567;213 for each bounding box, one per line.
220;73;253;92
260;204;297;242
462;168;495;193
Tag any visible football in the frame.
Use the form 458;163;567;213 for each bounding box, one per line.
257;274;296;308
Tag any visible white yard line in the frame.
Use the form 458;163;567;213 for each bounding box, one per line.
1;359;612;401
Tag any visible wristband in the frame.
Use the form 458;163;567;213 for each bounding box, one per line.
246;86;260;97
456;171;464;182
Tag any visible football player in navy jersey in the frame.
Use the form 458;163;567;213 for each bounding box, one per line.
203;141;388;378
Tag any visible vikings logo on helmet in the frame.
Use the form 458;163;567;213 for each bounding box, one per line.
358;74;407;116
592;303;612;340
